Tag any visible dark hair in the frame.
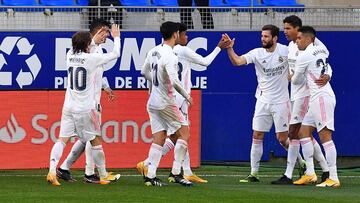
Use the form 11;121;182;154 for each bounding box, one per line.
262;24;280;38
160;21;180;40
283;15;302;28
72;31;92;54
89;18;111;35
178;22;187;33
298;26;316;38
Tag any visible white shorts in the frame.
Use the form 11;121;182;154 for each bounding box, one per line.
179;101;189;126
290;96;310;125
252;100;290;133
148;105;185;136
59;109;101;142
302;95;336;132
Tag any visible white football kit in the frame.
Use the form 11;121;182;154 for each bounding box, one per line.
59;37;121;142
243;43;290;132
141;44;190;135
292;43;336;132
173;44;221;125
288;38;333;124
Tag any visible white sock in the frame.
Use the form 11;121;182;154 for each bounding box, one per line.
143;158;149;167
147;143;163;179
60;139;85;171
172;139;188;175
49;141;66;174
300;137;315;175
91;145;107;178
85;142;95;176
182;150;192;176
313;139;329;172
162;138;175;156
284;139;300;179
281;138;303;165
143;138;174;167
250;138;263;175
323;140;338;181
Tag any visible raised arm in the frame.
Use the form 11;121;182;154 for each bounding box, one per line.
223;34;248;66
89;24;121;68
184;46;221;67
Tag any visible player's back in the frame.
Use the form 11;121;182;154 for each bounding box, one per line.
299;44;335;100
173;45;192;107
146;44;178;110
63;51;104;113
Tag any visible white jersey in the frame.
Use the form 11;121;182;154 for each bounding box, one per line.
141;44;189;110
89;42;111;107
243;43;289;104
293;43;335;101
173;44;221;107
63;37;120;113
288;38;331;101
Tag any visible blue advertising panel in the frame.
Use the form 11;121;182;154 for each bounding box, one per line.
0;31;359;161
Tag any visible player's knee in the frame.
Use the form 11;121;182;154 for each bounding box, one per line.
252;131;264;140
288;128;299;140
277;134;288;146
90;137;101;146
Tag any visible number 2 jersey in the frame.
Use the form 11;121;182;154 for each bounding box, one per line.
63;37;120;113
294;43;335;101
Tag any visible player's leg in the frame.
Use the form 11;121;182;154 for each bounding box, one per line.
314;96;339;188
47;137;69;186
293;106;318;185
141;135;175;168
84;141;100;184
273;101;301;160
240;101;272;183
271;123;301;184
312;137;330;182
316;128;339;187
272;100;303;184
47;111;74;186
177;101;207;183
167;125;193;186
80;109;119;184
142;108;168;186
57;139;86;182
293;124;318;185
240;130;265;183
155;105;192;187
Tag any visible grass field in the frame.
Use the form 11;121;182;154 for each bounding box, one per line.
0;165;359;203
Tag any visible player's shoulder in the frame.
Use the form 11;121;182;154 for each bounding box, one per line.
174;44;192;55
247;47;262;56
287;41;297;50
298;44;316;61
276;43;289;55
148;44;161;54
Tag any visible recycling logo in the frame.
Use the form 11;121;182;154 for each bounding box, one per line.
0;36;41;88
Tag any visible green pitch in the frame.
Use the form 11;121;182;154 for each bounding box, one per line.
0;165;359;203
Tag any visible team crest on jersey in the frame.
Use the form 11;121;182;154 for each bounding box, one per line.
295;51;299;56
262;60;267;64
278;57;284;63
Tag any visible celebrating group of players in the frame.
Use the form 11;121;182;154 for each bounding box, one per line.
46;15;339;188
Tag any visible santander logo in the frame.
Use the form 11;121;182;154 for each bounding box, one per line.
0;114;26;143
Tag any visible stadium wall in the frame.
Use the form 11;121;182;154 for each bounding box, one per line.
0;31;359;167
